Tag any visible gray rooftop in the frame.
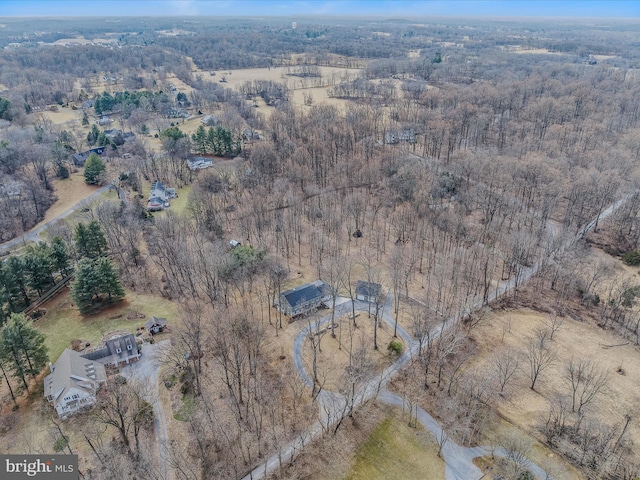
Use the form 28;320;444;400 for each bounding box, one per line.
45;349;107;406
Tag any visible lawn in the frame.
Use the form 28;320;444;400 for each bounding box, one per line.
344;413;445;480
167;184;191;214
139;179;192;216
35;288;178;362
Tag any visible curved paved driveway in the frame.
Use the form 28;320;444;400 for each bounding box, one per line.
120;340;172;480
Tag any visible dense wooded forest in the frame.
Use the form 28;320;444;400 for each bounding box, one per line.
2;15;640;480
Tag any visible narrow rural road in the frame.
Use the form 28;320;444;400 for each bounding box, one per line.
377;388;549;480
120;340;173;480
0;182;123;253
243;190;635;480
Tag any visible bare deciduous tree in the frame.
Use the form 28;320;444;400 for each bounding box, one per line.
565;358;609;414
493;348;520;395
527;330;556;391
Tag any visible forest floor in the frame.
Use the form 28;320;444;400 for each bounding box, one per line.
301;310;401;391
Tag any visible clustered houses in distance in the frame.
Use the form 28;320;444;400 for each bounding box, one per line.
147;180;177;211
45;333;140;419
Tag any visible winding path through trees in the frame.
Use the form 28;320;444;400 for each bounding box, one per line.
242;191;634;480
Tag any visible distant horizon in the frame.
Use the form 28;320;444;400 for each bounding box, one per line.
2;1;639;19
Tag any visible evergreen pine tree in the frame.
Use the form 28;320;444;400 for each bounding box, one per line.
71;257;125;314
86;220;108;257
51;236;72;277
96;257;125;302
74;220;108;259
4;256;30;310
0;313;48;391
192;124;208;154
87;124;100;146
23;243;55;295
70;258;97;314
83;153;106;185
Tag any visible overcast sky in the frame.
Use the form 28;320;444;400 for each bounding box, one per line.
1;1;639;18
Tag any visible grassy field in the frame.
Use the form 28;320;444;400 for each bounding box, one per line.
344;413;445;480
35;289;178;361
167;184;191;214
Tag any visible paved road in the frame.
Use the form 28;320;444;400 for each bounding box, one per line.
120;340;172;480
377;389;549;480
0;182;123;253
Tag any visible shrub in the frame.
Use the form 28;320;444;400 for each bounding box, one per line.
387;340;403;355
623;250;640;266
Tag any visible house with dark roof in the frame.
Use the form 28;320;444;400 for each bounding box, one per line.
356;280;382;303
44;349;107;419
72;146;106;167
81;333;140;367
147;180;176;211
144;316;168;334
278;280;332;317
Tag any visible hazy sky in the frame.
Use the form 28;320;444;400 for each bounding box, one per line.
1;0;639;18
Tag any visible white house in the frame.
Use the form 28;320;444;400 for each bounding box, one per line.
44;349;107;419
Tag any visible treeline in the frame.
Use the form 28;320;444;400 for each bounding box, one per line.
238;80;288;105
191;125;240;157
93;90;171;115
0;44;189;111
0;239;72;318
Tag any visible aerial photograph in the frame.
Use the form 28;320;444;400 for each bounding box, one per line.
1;0;640;479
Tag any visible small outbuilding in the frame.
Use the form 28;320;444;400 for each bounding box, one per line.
144;316;168;334
356;280;382;303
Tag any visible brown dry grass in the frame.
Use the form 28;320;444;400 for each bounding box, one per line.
462;246;640;479
273;402;443;480
302;312;400;391
474;306;640;452
196;65;362;112
36;108;82;126
34;171;102;228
